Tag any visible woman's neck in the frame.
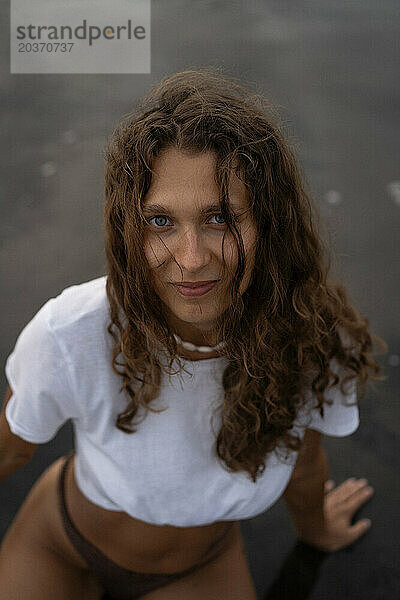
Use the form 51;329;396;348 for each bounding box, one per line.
166;316;222;348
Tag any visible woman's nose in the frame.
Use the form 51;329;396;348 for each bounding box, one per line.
173;229;212;272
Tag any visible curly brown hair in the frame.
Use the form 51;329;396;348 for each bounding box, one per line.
103;67;387;483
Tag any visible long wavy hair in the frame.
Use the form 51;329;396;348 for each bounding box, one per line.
103;68;387;483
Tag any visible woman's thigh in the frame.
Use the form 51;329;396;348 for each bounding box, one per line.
140;522;258;600
0;457;103;600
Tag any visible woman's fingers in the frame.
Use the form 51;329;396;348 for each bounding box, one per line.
325;478;374;531
328;478;371;503
299;477;374;551
324;480;335;493
341;484;374;512
347;517;372;543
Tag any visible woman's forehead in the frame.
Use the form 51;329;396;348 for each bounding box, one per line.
144;148;248;206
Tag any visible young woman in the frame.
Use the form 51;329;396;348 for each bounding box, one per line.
0;69;386;600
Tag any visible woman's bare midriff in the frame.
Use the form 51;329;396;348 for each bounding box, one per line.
64;452;235;574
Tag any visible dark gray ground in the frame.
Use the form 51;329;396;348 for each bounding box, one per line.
1;1;399;599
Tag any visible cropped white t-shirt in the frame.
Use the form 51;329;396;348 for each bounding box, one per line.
5;276;359;527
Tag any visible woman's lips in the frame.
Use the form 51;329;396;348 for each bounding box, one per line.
172;281;219;297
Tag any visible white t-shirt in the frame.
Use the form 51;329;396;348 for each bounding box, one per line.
4;276;359;527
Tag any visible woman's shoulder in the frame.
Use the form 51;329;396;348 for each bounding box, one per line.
4;277;110;443
41;275;113;365
42;276;109;337
293;355;360;438
7;275;110;362
47;275;108;331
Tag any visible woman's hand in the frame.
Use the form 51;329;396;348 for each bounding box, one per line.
299;478;374;552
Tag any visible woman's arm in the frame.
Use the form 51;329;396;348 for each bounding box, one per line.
283;429;374;552
283;431;328;538
0;386;37;482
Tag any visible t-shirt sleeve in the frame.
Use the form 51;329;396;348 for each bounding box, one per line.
4;299;78;444
297;357;360;437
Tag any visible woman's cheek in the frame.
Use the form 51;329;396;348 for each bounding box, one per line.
144;235;167;269
221;236;238;266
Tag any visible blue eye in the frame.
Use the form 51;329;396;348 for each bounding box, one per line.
148;215;170;227
146;213;227;228
209;213;226;225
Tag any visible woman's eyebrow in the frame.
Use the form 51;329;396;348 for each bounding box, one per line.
142;202;244;215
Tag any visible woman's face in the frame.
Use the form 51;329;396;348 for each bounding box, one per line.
142;147;257;342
